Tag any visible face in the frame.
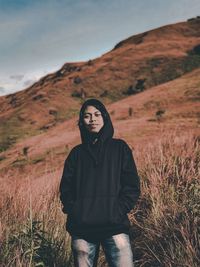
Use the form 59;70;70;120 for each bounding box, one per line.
83;105;104;133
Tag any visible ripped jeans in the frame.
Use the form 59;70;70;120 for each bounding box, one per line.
71;233;134;267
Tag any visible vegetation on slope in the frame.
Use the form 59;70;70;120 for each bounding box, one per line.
1;18;200;149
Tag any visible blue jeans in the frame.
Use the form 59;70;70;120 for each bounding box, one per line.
71;233;134;267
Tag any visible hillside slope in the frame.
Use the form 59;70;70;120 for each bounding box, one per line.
0;18;200;150
0;67;199;180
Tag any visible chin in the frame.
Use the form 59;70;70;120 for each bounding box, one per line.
88;128;100;133
90;129;99;133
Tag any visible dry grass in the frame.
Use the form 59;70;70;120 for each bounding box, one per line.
131;130;200;267
0;131;199;266
0;170;73;266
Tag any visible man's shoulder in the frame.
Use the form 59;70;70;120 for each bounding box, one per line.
65;143;82;158
69;143;82;153
110;138;132;151
111;138;128;145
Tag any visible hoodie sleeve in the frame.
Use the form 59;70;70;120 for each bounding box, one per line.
118;141;140;215
59;148;76;214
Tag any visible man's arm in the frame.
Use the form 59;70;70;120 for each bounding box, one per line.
118;141;140;215
59;149;76;214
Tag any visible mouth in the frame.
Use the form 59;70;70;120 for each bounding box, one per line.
89;124;98;128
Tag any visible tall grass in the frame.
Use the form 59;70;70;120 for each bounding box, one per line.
0;170;73;267
0;131;199;266
131;131;200;267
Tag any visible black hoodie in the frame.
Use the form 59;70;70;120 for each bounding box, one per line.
60;99;140;241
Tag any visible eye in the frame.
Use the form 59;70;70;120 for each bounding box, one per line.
95;113;102;117
84;115;90;119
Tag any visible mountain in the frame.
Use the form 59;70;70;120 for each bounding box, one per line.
0;17;200;154
0;66;199;178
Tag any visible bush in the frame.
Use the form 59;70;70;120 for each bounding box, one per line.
123;80;145;96
0;136;16;152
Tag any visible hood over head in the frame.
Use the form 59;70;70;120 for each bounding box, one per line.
78;99;114;166
78;98;114;144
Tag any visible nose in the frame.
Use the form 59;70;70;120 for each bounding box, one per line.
89;114;96;122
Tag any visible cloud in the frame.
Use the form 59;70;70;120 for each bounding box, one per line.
23;79;37;87
0;86;5;93
10;74;24;81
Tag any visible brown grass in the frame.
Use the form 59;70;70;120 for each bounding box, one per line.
0;130;199;266
131;130;200;267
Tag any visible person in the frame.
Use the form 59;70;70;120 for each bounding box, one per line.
59;98;140;267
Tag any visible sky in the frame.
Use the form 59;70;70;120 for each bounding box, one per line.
0;0;200;96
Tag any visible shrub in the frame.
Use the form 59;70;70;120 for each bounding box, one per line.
0;136;16;152
123;80;145;95
73;76;82;84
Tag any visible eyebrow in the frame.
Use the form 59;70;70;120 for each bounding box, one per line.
84;111;101;115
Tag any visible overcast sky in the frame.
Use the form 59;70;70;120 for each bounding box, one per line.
0;0;200;96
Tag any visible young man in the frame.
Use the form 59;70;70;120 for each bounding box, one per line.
60;99;140;267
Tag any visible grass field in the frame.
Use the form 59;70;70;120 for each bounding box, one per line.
0;130;199;267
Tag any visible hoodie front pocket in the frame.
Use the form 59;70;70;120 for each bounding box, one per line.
112;198;124;224
70;196;121;225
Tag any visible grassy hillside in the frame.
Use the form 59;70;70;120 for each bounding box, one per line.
0;67;199;178
0;18;200;149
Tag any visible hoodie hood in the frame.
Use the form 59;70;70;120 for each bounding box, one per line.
78;99;114;144
78;99;114;166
